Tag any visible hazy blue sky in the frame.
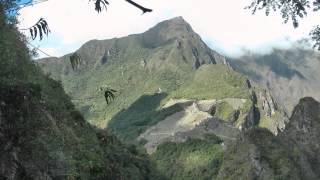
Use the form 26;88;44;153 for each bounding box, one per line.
18;0;320;58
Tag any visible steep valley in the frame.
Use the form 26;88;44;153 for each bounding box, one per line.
2;10;320;180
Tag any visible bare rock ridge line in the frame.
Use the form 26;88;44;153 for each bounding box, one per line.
38;16;226;76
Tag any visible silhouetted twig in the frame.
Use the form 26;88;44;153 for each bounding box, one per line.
125;0;152;14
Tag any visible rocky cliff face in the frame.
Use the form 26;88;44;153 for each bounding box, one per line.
236;79;288;135
280;97;320;179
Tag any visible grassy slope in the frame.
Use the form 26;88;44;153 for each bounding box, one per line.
107;64;251;141
172;64;249;100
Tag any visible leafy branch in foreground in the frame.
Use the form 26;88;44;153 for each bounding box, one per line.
20;18;50;40
15;0;151;44
247;0;320;50
246;0;312;28
93;0;109;13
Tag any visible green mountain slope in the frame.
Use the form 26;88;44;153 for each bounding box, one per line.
38;17;288;143
38;17;227;127
151;135;223;180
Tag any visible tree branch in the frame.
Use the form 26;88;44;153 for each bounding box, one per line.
125;0;152;14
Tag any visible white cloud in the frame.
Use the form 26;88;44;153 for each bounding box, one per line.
18;0;320;58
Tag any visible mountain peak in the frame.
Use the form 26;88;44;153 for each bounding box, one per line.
39;16;226;72
156;16;188;26
142;16;194;42
286;97;320;134
166;16;187;23
135;16;226;67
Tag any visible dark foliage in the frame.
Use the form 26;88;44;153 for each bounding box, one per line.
93;0;109;13
246;0;313;28
0;0;18;13
151;135;223;180
310;25;320;50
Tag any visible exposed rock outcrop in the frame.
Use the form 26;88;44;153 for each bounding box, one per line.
280;97;320;179
222;58;233;70
240;106;260;131
245;79;252;89
259;90;277;117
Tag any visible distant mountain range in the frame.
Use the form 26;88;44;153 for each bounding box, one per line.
229;47;320;113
